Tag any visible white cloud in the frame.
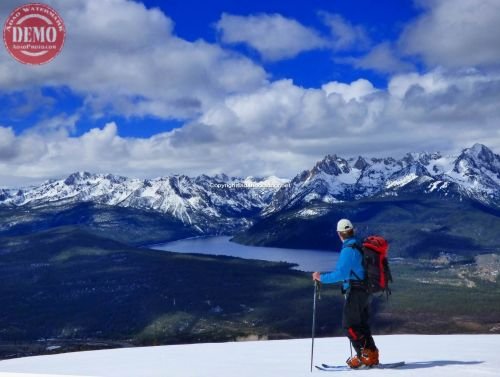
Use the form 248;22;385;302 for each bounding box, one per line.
388;69;452;99
0;127;17;160
322;79;378;101
215;13;328;61
4;69;500;187
337;42;414;74
400;0;500;69
315;14;411;75
319;12;370;51
214;12;372;62
30;114;81;137
216;11;371;61
0;0;267;120
386;69;500;127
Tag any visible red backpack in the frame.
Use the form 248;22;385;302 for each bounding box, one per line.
353;236;393;296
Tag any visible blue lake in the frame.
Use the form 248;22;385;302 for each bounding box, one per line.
150;236;339;272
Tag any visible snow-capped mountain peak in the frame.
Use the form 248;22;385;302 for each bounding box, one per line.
264;144;500;214
0;173;287;234
453;143;500;177
353;156;370;170
446;144;500;198
311;154;351;177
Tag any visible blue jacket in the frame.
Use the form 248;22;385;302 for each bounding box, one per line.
320;237;365;291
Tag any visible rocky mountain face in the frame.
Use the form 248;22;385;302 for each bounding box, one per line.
264;143;500;215
0;173;287;234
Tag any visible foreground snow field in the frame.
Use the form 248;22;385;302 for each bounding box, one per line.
0;335;498;377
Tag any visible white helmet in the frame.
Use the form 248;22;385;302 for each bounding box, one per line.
337;218;354;232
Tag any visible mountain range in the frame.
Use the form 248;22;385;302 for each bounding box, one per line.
1;143;500;255
264;143;500;214
0;173;286;238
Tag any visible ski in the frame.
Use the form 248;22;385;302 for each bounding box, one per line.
316;361;405;371
316;365;348;371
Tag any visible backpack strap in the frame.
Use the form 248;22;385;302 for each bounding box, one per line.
349;242;364;281
347;243;368;291
350;269;363;281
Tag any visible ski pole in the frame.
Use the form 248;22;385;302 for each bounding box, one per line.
310;280;320;372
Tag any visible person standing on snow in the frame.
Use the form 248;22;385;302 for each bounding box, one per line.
312;219;379;368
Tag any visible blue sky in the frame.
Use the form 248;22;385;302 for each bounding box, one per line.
1;0;500;186
155;0;418;87
2;0;420;138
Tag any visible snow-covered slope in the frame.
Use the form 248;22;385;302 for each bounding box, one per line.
265;143;500;214
0;335;497;377
0;173;288;233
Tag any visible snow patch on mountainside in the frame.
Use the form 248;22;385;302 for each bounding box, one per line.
427;180;451;193
386;172;419;189
297;207;330;218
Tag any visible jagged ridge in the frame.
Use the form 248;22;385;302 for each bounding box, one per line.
264;143;500;215
0;173;288;234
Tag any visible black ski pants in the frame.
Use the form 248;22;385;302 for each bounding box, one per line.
342;286;377;355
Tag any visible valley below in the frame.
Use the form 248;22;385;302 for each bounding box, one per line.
0;228;499;360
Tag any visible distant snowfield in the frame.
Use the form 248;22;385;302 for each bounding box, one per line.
0;335;498;377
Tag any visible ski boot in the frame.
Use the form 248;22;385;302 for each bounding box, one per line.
360;348;379;367
346;354;363;369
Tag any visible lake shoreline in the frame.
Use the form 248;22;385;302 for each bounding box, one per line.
149;235;340;272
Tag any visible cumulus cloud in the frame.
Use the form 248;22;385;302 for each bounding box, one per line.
0;127;17;160
3;69;500;187
400;0;500;69
337;42;414;74
322;79;378;101
388;69;500;125
315;14;411;75
215;13;328;61
319;12;370;51
215;12;372;61
0;0;267;120
29;114;81;137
